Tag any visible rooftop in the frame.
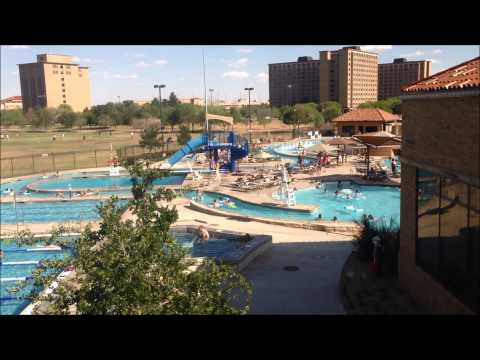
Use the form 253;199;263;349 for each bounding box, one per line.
1;96;22;104
332;108;401;123
402;56;479;93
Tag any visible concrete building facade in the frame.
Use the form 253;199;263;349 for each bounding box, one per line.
379;58;431;100
268;57;321;107
319;46;378;110
399;57;479;314
19;54;91;112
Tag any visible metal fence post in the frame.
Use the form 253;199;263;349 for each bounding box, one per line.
94;150;98;167
10;158;14;177
52;154;56;171
73;152;76;169
32;156;35;173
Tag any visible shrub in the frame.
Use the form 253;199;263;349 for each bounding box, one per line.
355;216;400;277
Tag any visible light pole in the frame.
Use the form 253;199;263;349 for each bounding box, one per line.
244;87;254;145
154;84;166;149
209;88;214;106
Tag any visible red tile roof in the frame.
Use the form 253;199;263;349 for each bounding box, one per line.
0;96;22;104
402;57;479;93
332;108;400;123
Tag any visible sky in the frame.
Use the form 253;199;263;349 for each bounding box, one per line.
1;45;478;105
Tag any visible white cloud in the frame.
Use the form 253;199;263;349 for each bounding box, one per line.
399;50;425;58
432;49;443;54
134;53;147;58
429;59;441;64
11;71;19;76
228;58;249;68
154;59;168;65
360;45;393;52
256;72;268;82
72;57;104;64
135;61;150;68
6;45;30;49
236;48;253;54
222;71;249;79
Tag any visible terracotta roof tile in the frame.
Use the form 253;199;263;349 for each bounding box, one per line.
402;57;479;93
0;96;22;104
332;108;400;123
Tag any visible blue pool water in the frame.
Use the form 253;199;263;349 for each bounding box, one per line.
32;174;186;191
295;182;400;224
187;182;400;224
186;191;320;221
0;241;72;315
384;157;401;172
0;232;241;315
1;200;129;224
173;231;243;258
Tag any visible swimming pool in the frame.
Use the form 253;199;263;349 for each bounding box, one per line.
0;241;72;315
186;191;319;221
295;182;400;224
0;199;129;224
186;182;400;224
31;174;186;191
0;231;244;315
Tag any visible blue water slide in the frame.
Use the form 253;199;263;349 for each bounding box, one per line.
166;134;208;166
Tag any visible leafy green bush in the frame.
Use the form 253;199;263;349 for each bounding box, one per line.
355;216;400;276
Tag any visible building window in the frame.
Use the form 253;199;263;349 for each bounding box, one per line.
63;94;66;98
63;100;67;104
61;78;64;81
416;168;480;312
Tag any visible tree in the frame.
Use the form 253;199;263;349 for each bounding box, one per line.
14;164;252;315
32;107;57;128
177;125;192;145
168;92;179;106
98;114;113;128
58;111;78;128
318;101;342;122
0;110;26;127
357;97;401;114
139;125;162;153
166;107;183;132
75;117;87;128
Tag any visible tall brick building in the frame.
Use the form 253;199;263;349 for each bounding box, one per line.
319;46;378;110
268;57;321;107
379;58;431;100
19;54;91;112
399;57;479;314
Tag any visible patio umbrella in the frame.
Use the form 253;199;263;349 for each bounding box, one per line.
324;137;360;164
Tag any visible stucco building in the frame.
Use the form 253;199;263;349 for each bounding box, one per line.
331;108;401;137
399;56;479;314
18;54;91;112
0;96;23;110
319;46;378;110
379;58;432;100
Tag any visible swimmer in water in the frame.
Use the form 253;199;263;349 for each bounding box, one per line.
194;225;210;243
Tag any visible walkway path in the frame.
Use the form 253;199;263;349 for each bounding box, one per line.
175;204;353;314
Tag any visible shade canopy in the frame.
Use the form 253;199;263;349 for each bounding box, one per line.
353;131;400;147
206;113;234;125
324;137;359;146
305;143;334;154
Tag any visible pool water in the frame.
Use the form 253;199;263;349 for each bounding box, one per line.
173;231;244;258
1;200;129;224
295;182;400;224
187;183;400;224
32;174;186;191
0;241;72;315
384;157;401;172
186;191;320;221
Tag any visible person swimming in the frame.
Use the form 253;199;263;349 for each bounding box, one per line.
194;225;210;243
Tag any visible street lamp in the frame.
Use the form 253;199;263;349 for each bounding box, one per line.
209;88;214;106
244;87;254;144
154;84;166;148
